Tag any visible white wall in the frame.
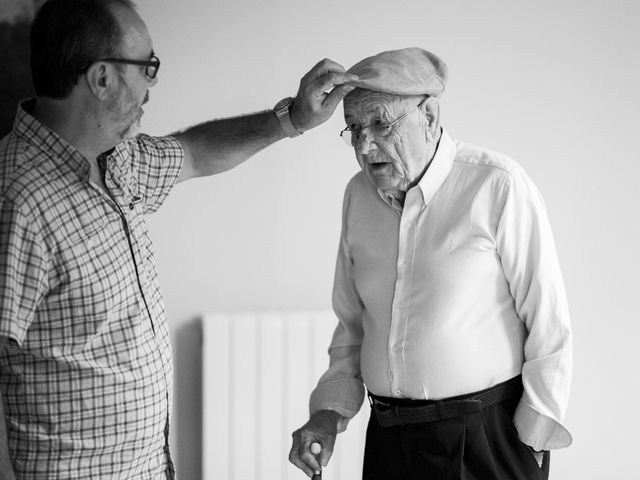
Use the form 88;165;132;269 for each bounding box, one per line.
135;0;640;478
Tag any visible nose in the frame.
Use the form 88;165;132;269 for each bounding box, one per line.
354;135;378;155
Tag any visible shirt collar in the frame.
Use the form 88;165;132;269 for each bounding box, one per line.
414;129;456;205
377;129;457;211
13;98;92;180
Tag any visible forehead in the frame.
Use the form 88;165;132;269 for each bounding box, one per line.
344;89;413;120
111;4;154;57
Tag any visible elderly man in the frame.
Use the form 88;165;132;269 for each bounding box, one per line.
289;48;572;480
0;0;357;478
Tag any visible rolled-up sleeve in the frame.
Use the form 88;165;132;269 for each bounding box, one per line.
309;188;366;430
0;200;49;346
496;167;573;451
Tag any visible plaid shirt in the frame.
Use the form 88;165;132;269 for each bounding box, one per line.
0;99;183;479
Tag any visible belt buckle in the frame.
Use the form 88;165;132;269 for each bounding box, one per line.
372;398;391;410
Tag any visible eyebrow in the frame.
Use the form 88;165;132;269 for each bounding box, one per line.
345;106;390;124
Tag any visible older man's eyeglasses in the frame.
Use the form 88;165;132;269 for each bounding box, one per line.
99;55;161;80
340;99;425;147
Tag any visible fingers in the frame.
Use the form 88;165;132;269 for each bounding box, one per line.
289;430;322;478
313;70;359;94
301;67;358;105
323;83;357;111
299;58;355;99
318;436;336;467
289;425;338;477
290;57;359;132
299;441;323;474
301;58;350;82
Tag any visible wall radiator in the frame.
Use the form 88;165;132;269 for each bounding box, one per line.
201;310;369;480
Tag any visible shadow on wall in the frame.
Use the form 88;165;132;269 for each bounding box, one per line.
0;20;34;137
172;318;203;480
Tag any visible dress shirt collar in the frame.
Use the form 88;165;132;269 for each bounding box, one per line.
415;129;456;206
13;98;92;180
377;129;457;211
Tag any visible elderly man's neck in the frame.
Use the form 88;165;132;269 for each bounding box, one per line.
386;126;443;209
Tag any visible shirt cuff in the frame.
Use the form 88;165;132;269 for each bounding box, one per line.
513;397;573;450
310;378;365;432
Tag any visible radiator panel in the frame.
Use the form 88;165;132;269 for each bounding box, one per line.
202;310;369;480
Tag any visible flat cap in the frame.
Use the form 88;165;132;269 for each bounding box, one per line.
346;47;448;97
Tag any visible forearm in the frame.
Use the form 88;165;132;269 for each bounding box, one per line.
310;345;365;431
173;59;357;183
174;110;286;179
496;169;573;450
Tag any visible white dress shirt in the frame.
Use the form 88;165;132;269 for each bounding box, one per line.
310;131;572;451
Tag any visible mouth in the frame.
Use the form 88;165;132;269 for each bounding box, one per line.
367;161;393;175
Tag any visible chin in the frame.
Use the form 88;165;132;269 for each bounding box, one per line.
121;119;142;140
369;174;402;192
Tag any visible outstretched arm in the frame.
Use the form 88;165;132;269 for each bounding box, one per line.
174;58;357;183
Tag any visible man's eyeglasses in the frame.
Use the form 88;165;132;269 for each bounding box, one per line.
340;98;426;147
99;55;161;80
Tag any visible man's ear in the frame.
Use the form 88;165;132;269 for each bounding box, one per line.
422;96;440;140
84;62;114;100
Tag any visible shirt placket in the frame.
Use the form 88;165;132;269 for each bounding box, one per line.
99;156;175;477
388;187;423;397
99;157;155;331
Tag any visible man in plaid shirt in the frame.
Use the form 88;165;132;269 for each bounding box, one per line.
0;0;357;478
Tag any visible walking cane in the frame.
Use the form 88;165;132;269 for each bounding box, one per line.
310;442;322;480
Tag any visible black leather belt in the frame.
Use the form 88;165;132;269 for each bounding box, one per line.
368;375;522;427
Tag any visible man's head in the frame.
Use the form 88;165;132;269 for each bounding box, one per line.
31;0;137;99
31;0;157;141
342;48;448;200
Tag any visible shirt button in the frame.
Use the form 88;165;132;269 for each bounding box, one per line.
395;389;402;395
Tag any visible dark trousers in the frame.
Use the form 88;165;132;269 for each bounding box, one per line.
363;384;550;480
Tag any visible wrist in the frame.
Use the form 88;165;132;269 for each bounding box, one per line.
311;409;342;422
310;409;347;434
273;96;303;138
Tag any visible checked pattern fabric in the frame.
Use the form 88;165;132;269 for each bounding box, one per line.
0;99;183;479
